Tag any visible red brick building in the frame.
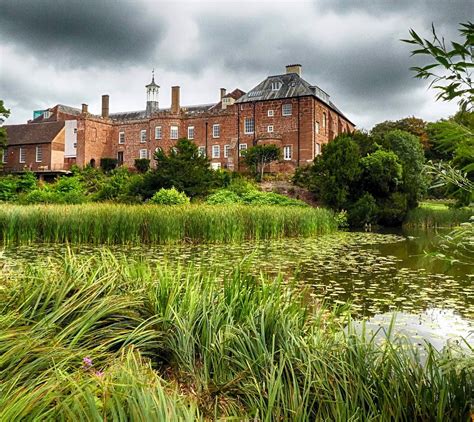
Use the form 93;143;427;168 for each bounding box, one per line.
3;64;355;174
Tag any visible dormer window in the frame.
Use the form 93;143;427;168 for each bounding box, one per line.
43;111;51;119
271;81;282;91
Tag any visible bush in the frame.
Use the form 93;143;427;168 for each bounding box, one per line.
379;192;409;226
134;159;150;173
100;158;118;172
149;187;190;205
241;190;307;206
348;193;379;227
53;176;84;194
20;189;86;204
0;176;19;201
206;189;242;205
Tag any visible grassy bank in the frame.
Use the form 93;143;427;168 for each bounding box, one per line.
0;252;472;420
404;202;473;228
0;203;337;245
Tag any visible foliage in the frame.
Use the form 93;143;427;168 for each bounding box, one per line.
241;190;307;206
242;144;282;180
378;192;409;226
100;158;118;172
139;138;215;199
402;22;473;112
0;100;10;159
0;252;471;420
371;117;429;149
0;203;336;244
134;158;150;173
347;193;379;227
360;150;402;196
0;172;37;202
405;204;473;228
149;187;190;205
206;189;242;205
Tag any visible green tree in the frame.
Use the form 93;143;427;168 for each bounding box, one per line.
371;117;429;149
243;144;281;180
402;22;473;112
0;100;11;166
360;150;402;197
140;138;215;198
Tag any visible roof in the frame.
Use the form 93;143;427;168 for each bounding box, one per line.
224;88;246;100
109;103;217;121
5;121;65;145
236;73;354;125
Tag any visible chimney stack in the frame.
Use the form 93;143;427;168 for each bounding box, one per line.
171;86;180;114
101;95;109;118
220;88;226;99
81;103;88;114
285;64;302;77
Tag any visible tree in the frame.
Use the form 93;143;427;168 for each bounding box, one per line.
139;138;215;198
371;117;429;149
242;144;281;180
360;150;402;197
0;100;11;166
402;22;473;112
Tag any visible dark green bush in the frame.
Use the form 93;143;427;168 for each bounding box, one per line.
379;192;409;226
100;158;118;172
134;159;150;173
348;193;379;227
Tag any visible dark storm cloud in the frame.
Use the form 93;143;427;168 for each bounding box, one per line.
0;0;163;66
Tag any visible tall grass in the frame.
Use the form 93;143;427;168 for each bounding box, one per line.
404;204;473;228
0;251;472;420
0;204;337;245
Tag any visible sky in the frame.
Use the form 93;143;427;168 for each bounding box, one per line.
0;0;471;130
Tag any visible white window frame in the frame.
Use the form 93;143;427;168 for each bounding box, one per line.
139;149;148;159
315;122;320;134
315;143;321;156
187;126;195;140
140;129;147;143
283;145;292;161
212;124;220;138
239;143;247;157
2;148;7;164
170;126;179;140
212;144;220;158
244;118;254;134
322;113;327;129
119;131;125;144
224;144;231;158
155;126;162;140
282;103;292;116
271;81;281;91
211;162;221;170
35;146;42;163
19;147;26;163
198;146;206;157
267;125;274;133
267;109;274;117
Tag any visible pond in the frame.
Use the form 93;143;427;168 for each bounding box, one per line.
3;228;473;349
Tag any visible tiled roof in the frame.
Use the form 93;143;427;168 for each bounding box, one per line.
209;88;246;111
236;73;353;124
5;121;65;145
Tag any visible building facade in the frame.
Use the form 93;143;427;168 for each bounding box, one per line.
3;64;355;174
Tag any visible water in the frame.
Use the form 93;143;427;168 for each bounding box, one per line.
2;228;473;349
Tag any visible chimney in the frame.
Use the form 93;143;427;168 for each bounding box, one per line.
81;103;88;114
220;88;226;99
171;86;180;114
285;64;302;77
101;95;109;118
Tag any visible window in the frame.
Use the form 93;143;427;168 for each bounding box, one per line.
315;122;320;134
73;142;77;149
74;128;78;134
198;146;206;157
187;126;195;140
212;145;220;158
170;126;179;140
36;146;42;163
322;113;327;129
139;149;148;159
315;143;321;156
282;103;292;116
244;118;254;134
140;129;147;143
212;124;220;138
224;144;231;158
271;81;281;91
268;109;274;117
43;111;51;119
2;148;7;164
210;162;221;170
155;126;162;140
283;146;292;160
119;131;125;144
155;147;163;153
239;143;247;157
267;125;274;133
117;151;124;165
19;147;26;163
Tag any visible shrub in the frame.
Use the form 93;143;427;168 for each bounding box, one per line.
0;176;19;201
21;189;86;204
379;192;409;226
348;193;379;227
241;190;307;206
206;189;242;205
100;158;118;172
53;176;84;194
149;187;190;205
134;159;150;173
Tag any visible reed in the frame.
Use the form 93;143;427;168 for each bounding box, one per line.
0;203;337;245
404;204;473;228
0;251;471;420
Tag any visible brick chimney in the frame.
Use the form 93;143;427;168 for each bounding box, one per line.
81;103;88;114
101;95;109;118
220;88;226;99
171;86;180;114
285;64;302;77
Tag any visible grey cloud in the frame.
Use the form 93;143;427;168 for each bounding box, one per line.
0;0;164;66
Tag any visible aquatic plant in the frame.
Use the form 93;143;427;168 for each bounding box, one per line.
404;204;473;228
0;252;471;420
